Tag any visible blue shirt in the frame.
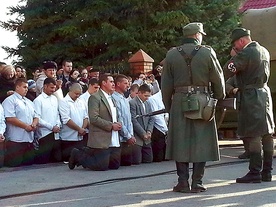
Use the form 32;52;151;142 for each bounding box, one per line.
112;91;133;142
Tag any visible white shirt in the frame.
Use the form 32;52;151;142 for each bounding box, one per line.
0;104;6;135
148;91;168;134
79;91;91;133
59;94;88;141
33;92;61;140
101;89;120;147
79;91;90;105
2;92;37;143
138;97;146;114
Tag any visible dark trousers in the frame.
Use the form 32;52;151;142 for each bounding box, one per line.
132;143;153;165
78;147;121;171
4;141;35;167
82;133;88;146
151;127;167;162
245;135;274;173
120;142;133;166
176;161;206;185
49;139;62;163
61;140;84;162
0;141;4;168
35;133;55;164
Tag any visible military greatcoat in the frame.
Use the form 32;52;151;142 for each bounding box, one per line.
161;39;225;162
224;41;275;137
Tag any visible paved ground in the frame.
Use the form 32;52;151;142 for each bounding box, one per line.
0;140;276;207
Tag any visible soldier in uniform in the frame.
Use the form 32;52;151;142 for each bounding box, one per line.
224;28;275;183
161;22;225;193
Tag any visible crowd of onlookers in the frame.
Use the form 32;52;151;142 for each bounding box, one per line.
0;60;167;170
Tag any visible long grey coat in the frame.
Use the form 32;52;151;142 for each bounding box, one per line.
224;41;275;137
161;40;225;162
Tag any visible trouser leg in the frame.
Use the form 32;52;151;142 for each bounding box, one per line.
80;148;110;171
142;143;153;163
36;133;55;164
4;141;35;167
243;138;250;153
191;162;207;192
50;139;62;163
120;143;132;166
61;140;84;162
261;134;274;181
108;147;121;170
21;143;35;166
0;141;4;168
173;162;190;193
236;137;262;183
151;127;166;162
238;137;250;159
132;144;142;165
176;162;189;183
248;137;262;174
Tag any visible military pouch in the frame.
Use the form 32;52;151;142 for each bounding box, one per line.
202;97;218;121
182;93;208;120
181;95;200;112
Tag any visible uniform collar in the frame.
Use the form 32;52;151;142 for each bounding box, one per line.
182;38;200;45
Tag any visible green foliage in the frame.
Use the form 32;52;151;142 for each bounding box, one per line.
1;0;241;71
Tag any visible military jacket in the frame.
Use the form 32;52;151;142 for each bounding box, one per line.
161;38;225;162
224;41;275;137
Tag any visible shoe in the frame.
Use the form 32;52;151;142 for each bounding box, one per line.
68;148;80;170
238;152;250;159
236;172;261;183
173;182;190;193
191;184;207;193
261;172;272;182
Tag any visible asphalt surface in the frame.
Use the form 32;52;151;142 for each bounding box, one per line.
0;140;276;207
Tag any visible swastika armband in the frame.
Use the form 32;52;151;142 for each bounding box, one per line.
227;61;237;73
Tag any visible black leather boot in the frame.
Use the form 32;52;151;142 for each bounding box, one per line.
173;162;190;193
191;162;207;193
236;152;262;183
261;150;274;182
236;172;261;183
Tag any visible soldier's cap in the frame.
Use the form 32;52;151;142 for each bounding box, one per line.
183;22;206;37
231;28;251;44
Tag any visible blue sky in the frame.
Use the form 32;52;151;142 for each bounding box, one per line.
0;0;23;64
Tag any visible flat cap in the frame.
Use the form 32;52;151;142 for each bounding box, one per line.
43;61;57;70
183;22;206;37
231;28;250;43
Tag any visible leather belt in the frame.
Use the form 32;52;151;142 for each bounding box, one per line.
174;86;208;93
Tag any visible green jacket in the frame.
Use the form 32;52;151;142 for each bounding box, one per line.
161;38;225;162
224;41;275;137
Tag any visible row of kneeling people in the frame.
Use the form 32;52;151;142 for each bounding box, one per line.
0;74;168;170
